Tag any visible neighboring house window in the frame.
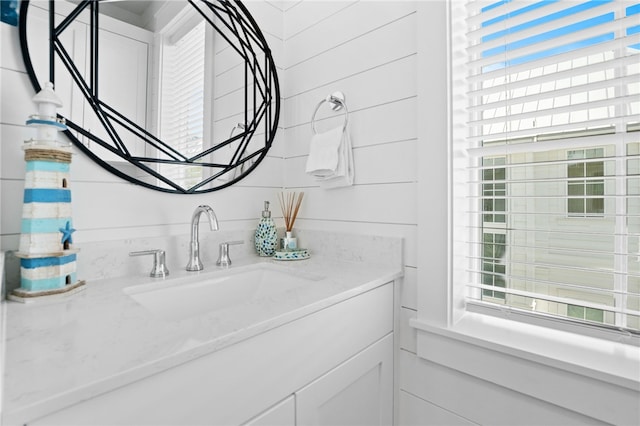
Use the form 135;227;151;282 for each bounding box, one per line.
453;0;640;335
482;231;507;301
482;157;506;224
482;157;507;301
567;148;605;217
568;304;605;323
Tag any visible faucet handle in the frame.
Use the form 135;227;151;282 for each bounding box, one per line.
216;241;244;267
130;249;169;278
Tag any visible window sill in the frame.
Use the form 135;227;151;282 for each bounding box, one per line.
411;312;639;390
410;312;640;424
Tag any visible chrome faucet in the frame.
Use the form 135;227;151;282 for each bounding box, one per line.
186;205;219;271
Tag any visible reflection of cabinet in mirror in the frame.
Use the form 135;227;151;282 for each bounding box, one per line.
86;27;150;163
26;2;151;163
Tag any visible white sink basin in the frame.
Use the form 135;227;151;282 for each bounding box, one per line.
124;264;320;321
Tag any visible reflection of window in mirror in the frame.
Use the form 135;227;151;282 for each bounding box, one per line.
157;12;211;190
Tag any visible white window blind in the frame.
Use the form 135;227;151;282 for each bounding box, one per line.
452;0;640;335
159;20;206;188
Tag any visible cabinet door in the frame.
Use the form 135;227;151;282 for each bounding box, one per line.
83;27;150;161
244;395;295;426
296;334;393;426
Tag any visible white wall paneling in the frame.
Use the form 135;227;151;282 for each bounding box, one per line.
281;0;418;260
0;19;23;73
293;184;417;225
399;308;417;355
283;1;356;41
283;55;416;133
401;266;417;310
285;95;417;170
283;13;416;98
285;139;417;188
284;1;414;69
400;350;603;426
282;5;418;425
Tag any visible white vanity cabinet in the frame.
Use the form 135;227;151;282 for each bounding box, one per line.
244;334;393;426
296;334;393;425
25;283;394;426
244;396;296;426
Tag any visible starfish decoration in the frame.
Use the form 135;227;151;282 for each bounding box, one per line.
59;221;76;245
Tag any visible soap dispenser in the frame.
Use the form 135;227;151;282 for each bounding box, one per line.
254;201;277;257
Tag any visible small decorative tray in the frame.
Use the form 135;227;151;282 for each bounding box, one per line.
273;248;310;261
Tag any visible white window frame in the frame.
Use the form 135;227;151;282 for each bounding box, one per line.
411;2;639;424
150;4;215;190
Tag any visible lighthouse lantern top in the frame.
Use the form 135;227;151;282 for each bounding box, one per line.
32;82;63;119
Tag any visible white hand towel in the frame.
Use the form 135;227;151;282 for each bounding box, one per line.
318;131;354;189
305;126;354;189
305;126;344;177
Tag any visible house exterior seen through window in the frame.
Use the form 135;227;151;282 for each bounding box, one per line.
456;0;640;334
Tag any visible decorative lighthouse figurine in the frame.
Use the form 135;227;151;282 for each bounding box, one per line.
11;82;85;301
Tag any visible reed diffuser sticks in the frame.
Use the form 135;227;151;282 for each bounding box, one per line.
278;191;304;232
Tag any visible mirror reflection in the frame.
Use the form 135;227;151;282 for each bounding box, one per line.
20;0;280;193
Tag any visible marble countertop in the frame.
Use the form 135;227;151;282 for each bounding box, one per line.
1;254;402;423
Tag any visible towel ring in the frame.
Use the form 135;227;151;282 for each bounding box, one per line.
229;123;249;179
229;122;246;138
311;91;349;134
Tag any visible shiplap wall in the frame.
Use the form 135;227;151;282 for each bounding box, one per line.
277;0;419;305
277;2;420;424
280;1;418;267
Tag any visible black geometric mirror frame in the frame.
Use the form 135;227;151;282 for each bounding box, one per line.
19;0;280;194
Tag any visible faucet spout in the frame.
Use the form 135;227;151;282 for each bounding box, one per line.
186;205;219;271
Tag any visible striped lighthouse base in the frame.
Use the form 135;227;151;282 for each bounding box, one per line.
11;251;86;303
9;281;86;303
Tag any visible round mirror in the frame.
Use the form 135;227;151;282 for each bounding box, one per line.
19;0;280;194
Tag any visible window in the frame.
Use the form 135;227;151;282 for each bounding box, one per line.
481;231;507;301
482;156;507;301
482;156;507;224
567;148;605;216
568;303;605;322
453;0;640;335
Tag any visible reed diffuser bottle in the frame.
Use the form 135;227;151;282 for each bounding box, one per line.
254;201;277;256
279;191;304;251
